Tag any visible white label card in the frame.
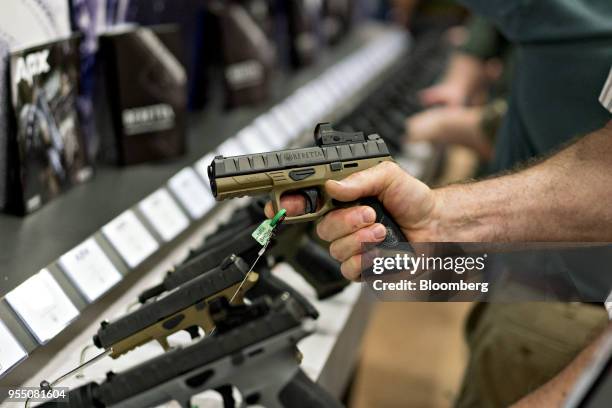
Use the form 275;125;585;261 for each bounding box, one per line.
139;189;189;242
271;106;298;141
236;127;271;153
195;153;217;185
5;270;79;344
59;238;123;302
0;320;27;377
254;115;284;149
168;168;215;219
102;210;159;269
217;138;246;157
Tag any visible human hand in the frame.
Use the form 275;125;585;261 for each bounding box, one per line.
264;162;438;280
418;82;469;107
419;53;487;107
406;106;493;161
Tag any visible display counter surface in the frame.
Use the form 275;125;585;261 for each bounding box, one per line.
0;24;416;393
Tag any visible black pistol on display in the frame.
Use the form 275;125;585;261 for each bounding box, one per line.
208;123;405;247
39;295;342;408
137;236;320;320
139;198;347;303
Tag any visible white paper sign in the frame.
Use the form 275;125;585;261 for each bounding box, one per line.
253;115;284;149
271;106;298;141
5;270;79;344
288;93;315;127
283;96;308;132
309;82;333;113
300;85;325;119
59;238;123;302
195;153;217;185
0;320;27;377
236;126;271;153
102;210;159;269
168;168;215;219
139;189;189;242
217;138;246;157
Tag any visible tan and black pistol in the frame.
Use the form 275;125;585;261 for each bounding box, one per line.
208;123;405;247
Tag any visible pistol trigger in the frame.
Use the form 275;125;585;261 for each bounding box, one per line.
157;337;170;351
300;188;319;214
185;326;200;340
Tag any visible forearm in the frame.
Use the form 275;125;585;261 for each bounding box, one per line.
443;53;485;98
419;122;612;242
511;323;612;407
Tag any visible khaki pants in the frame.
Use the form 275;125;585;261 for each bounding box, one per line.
455;303;608;408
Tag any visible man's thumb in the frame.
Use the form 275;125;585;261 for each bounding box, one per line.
325;161;401;202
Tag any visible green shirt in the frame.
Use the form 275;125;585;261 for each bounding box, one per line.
459;0;612;171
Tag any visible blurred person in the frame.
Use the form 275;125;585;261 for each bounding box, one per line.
418;16;510;108
455;1;611;174
405;1;612;406
406;16;512;164
406;101;504;162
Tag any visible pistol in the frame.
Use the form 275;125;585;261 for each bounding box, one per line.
39;295;342;408
138;234;320;319
192;207;348;299
138;197;346;302
93;255;257;359
208;123;404;247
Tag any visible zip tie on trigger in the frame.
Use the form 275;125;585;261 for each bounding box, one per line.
211;209;287;337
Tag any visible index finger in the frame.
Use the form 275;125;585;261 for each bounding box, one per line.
263;194;307;218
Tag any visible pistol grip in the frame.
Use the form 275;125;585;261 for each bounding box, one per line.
354;197;407;250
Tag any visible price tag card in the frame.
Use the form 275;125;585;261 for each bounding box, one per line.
168;167;215;219
59;238;123;302
310;82;333;113
322;74;342;101
300;85;325;119
254;114;285;149
5;270;79;344
0;320;27;377
293;95;317;127
139;188;189;242
217;138;246;157
236;126;271;153
102;210;159;269
330;69;348;93
195;153;217;184
271;105;298;142
285;95;310;130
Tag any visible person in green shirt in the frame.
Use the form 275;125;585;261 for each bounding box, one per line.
408;2;612;406
458;0;612;173
406;15;512;164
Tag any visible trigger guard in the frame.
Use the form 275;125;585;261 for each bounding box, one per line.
300;188;319;214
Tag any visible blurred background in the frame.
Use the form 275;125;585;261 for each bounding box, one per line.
0;1;539;407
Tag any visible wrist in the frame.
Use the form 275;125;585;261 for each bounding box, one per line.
411;184;504;242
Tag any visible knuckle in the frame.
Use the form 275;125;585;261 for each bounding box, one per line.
340;261;357;281
328;241;343;261
346;208;363;229
360;226;378;244
379;160;401;173
316;220;330;241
